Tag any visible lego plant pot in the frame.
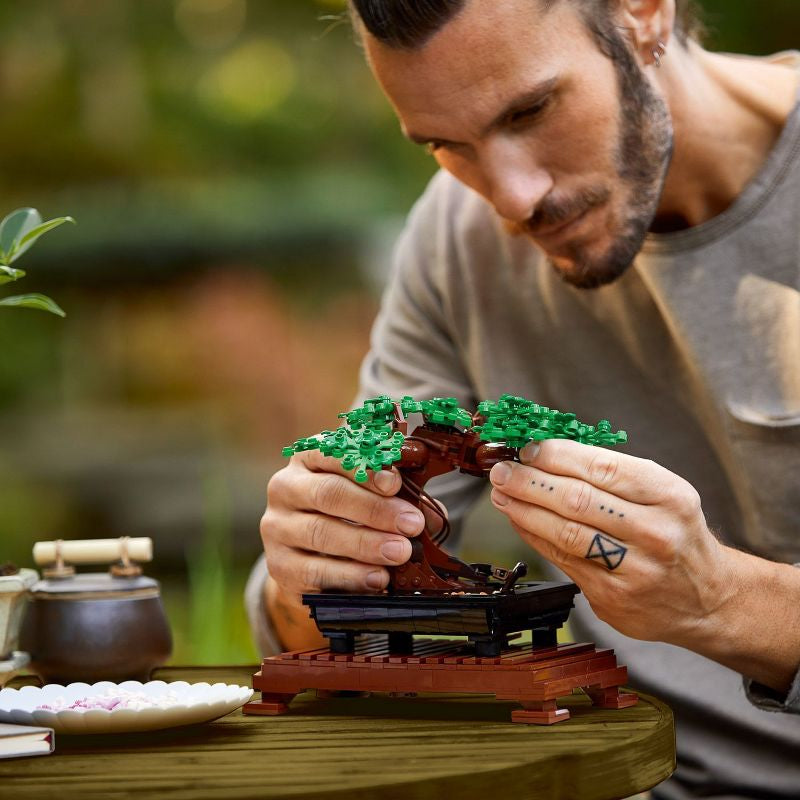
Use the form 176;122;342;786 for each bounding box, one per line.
303;581;580;657
0;568;37;686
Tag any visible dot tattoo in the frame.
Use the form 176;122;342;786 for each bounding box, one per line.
585;533;627;570
601;504;624;518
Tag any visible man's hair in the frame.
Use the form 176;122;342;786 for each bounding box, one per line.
350;0;703;50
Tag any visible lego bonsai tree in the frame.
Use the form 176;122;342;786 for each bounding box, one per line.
282;394;627;595
0;207;75;317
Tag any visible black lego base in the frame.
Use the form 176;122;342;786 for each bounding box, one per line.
303;581;580;657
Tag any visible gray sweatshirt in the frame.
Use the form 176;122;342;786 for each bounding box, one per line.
247;51;800;800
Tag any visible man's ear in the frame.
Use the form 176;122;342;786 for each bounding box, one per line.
617;0;676;66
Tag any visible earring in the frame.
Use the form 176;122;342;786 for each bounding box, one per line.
651;39;667;68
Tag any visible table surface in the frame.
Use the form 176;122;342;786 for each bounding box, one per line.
1;665;675;800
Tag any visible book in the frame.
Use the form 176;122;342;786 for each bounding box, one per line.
0;722;54;759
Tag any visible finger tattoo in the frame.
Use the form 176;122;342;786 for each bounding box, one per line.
585;532;627;570
599;503;624;518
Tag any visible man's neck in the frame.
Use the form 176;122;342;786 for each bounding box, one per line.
652;41;798;232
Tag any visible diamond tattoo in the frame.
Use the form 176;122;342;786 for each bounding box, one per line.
585;533;627;570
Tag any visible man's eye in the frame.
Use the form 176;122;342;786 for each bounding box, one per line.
510;98;549;124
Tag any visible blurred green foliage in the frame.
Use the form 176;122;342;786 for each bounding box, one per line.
0;0;435;273
699;1;800;54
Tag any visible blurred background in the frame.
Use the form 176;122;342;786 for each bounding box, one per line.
0;0;797;664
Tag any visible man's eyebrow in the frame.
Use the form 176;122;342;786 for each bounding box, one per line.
404;77;559;146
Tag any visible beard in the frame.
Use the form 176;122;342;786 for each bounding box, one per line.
507;24;674;289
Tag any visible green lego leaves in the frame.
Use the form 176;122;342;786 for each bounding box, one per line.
401;396;473;428
338;395;397;430
475;394;627;448
282;410;406;483
282;393;627;481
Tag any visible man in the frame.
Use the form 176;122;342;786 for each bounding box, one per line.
247;1;800;797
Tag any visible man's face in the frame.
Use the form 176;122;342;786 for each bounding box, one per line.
364;0;673;288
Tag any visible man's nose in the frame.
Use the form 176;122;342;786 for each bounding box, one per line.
481;141;552;224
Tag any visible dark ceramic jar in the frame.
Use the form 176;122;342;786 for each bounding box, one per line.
20;573;172;684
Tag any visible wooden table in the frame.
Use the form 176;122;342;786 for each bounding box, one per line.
1;665;675;800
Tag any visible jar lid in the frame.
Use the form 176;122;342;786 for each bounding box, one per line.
31;572;160;597
0;568;38;594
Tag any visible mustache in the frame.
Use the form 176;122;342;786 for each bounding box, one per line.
503;186;611;237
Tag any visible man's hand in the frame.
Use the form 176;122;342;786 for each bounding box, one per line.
260;450;425;649
489;439;728;645
488;439;800;692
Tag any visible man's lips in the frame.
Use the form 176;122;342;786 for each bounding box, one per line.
529;206;591;241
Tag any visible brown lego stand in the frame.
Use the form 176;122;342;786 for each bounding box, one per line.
245;399;638;724
245;638;637;724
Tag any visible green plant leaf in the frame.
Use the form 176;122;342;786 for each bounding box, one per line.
0;265;25;285
12;216;76;263
0;293;66;317
0;208;41;264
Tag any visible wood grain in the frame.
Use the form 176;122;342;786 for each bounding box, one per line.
1;665;675;800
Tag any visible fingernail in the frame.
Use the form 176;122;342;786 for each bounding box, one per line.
490;461;511;485
381;539;409;563
492;488;510;507
366;570;387;589
520;442;540;462
374;470;395;493
397;511;424;534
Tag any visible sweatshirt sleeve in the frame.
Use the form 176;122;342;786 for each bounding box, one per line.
244;554;284;657
744;672;800;714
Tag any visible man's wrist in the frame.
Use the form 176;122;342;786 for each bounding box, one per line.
265;574;326;652
686;545;800;692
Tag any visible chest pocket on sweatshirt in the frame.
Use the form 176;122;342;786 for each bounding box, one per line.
724;401;800;561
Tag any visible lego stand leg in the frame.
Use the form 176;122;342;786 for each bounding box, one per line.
585;686;638;709
243;691;297;716
326;631;356;654
471;634;508;658
511;699;570;725
532;627;558;647
387;631;413;655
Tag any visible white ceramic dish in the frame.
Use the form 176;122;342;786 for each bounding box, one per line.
0;680;253;734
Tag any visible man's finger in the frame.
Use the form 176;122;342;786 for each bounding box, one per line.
490;459;639;541
268;544;390;594
508;522;593;580
518;439;680;506
294;511;412;566
277;465;425;537
492;487;631;570
292;448;402;496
